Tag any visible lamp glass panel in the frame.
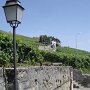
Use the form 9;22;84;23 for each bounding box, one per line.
17;6;24;23
4;5;17;22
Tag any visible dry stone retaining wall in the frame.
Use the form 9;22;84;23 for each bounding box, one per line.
17;66;73;90
0;66;73;90
0;68;5;90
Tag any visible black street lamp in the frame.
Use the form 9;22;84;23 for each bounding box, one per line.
3;0;24;90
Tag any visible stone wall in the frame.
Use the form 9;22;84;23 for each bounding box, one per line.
0;66;73;90
0;68;5;90
39;45;56;51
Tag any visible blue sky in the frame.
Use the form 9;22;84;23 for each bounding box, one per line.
0;0;90;51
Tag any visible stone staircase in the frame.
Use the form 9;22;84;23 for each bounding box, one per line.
73;80;90;90
73;69;90;88
73;80;84;88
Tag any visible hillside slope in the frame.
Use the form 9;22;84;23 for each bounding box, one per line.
0;30;90;73
0;30;39;46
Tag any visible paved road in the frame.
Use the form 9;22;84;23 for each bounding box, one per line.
73;88;90;90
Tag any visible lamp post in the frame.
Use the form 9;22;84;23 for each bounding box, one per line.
3;0;24;90
75;33;80;49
